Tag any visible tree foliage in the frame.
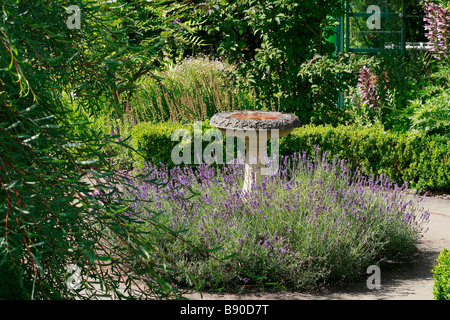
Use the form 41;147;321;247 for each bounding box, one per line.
0;0;196;299
192;0;342;123
97;0;203;115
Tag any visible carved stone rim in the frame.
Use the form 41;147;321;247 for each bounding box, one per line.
210;110;300;131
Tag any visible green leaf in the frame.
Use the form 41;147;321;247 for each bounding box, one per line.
75;159;99;165
41;124;60;129
220;253;237;261
4;180;19;191
201;246;223;253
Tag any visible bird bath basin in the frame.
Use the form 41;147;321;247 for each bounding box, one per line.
210;110;300;193
230;112;281;120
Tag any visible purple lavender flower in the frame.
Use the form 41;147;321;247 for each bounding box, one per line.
105;145;429;290
115;126;121;142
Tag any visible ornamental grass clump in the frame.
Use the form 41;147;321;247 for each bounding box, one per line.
110;150;430;291
132;55;258;123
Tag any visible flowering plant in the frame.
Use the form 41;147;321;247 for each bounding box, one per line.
358;66;379;110
345;64;383;127
424;2;450;61
103;149;430;291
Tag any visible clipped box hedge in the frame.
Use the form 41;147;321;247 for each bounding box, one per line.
131;121;192;167
131;120;234;168
131;121;450;191
433;249;450;300
280;124;450;191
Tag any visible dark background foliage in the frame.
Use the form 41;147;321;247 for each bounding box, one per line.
187;0;342;123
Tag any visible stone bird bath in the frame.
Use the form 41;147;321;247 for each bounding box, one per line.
210;110;300;193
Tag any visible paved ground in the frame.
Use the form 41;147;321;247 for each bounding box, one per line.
186;195;450;300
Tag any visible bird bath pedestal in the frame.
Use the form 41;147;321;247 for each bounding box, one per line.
210;110;300;193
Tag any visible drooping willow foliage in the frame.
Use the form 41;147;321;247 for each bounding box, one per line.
0;0;200;299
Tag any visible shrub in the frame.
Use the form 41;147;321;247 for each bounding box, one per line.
132;121;450;191
280;124;450;191
432;248;450;300
109;150;430;291
408;66;450;137
194;0;342;122
403;134;450;191
297;52;365;126
131;55;259;123
131;120;255;169
0;0;194;299
132;121;193;166
281;124;407;178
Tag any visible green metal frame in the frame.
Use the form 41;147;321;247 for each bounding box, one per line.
335;1;406;109
340;0;406;54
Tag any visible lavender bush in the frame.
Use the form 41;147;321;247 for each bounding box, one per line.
107;149;430;291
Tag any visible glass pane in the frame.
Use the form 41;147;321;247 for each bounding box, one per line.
352;0;402;13
404;2;427;44
348;0;403;51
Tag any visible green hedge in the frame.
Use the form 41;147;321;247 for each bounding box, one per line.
280;125;450;191
131;121;450;191
132;120;234;168
132;121;192;166
433;249;450;300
